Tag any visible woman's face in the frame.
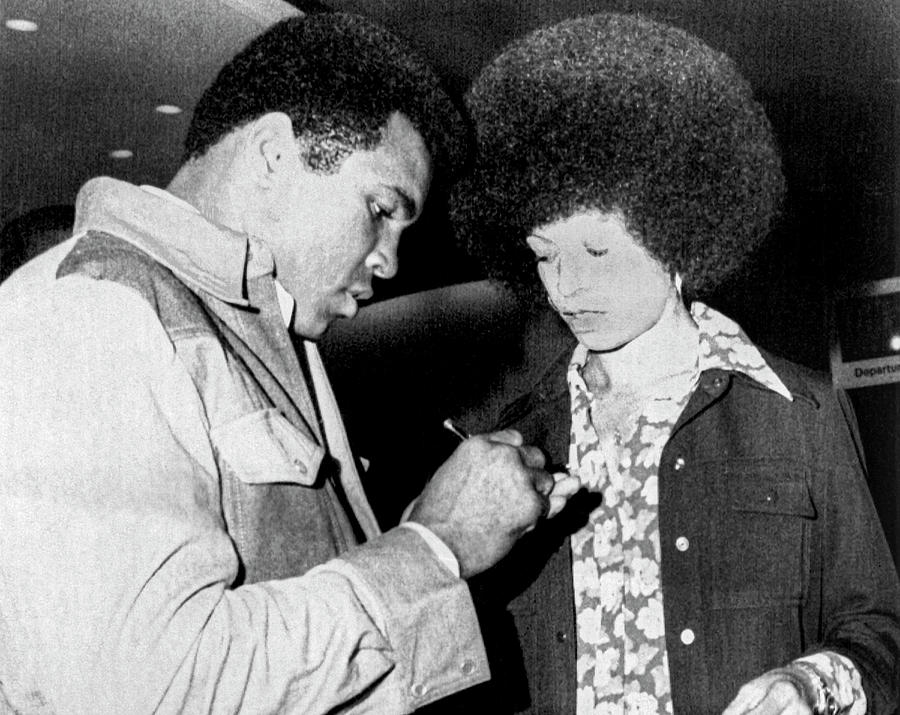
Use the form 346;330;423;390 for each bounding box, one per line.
526;210;675;351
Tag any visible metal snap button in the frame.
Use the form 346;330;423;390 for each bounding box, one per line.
675;536;690;552
680;628;696;645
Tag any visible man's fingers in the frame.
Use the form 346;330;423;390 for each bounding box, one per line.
545;474;581;518
485;429;523;447
516;444;546;469
551;473;581;496
531;468;554;498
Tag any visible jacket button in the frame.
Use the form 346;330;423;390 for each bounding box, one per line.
556;630;569;642
675;536;690;552
673;456;686;471
460;659;476;675
680;628;696;645
411;682;429;697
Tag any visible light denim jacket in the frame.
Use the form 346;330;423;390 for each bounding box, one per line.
0;178;487;714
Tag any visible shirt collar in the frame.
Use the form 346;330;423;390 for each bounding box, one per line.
72;177;275;307
691;302;792;400
274;280;296;329
567;302;793;402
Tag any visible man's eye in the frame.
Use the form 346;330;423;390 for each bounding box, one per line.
370;201;392;220
586;247;608;258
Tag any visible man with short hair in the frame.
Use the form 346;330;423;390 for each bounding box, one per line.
0;14;566;713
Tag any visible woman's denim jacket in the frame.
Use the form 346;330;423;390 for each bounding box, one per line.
442;338;900;714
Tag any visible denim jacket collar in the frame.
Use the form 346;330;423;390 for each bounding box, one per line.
72;176;274;307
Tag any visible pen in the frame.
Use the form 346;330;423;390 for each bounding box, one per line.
442;418;470;441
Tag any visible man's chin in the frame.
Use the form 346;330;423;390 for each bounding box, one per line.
289;316;330;342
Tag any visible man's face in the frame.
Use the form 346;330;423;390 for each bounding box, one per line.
526;211;674;352
265;111;432;339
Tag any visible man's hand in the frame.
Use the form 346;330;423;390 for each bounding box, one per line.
722;668;817;715
547;472;581;518
408;429;559;578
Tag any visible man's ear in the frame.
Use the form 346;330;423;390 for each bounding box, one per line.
248;112;297;186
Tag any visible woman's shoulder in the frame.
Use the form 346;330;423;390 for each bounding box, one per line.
755;348;835;407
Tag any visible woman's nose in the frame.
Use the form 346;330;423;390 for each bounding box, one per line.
555;255;586;297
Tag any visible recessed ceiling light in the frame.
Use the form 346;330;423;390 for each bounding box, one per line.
5;18;38;32
109;149;134;160
155;104;183;115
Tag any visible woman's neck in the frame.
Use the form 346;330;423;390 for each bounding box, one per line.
586;290;698;394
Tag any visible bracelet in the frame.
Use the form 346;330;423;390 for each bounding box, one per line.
790;661;840;715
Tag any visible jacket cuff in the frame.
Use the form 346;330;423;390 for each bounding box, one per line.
338;527;490;710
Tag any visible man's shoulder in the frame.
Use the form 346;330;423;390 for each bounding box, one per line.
57;231;213;336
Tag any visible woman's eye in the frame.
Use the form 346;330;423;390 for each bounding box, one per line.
586;247;608;258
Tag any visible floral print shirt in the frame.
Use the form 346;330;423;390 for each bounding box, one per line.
569;302;865;714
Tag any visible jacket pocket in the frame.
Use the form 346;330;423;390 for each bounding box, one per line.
708;472;816;609
210;408;324;486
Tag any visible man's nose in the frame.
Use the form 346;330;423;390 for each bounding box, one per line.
366;233;400;280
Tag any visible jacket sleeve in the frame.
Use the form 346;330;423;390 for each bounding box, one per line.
0;277;487;714
806;387;900;712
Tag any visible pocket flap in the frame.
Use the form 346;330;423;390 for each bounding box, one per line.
731;479;816;518
211;408;324;486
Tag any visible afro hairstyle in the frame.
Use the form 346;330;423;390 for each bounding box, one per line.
184;12;469;185
452;12;786;300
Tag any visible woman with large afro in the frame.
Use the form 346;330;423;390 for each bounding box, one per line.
441;12;900;715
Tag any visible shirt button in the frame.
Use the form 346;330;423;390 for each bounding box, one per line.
460;659;476;675
675;536;690;552
292;458;306;474
673;456;686;471
411;682;429;697
680;628;696;645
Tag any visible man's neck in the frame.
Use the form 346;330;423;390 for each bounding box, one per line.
165;138;250;235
